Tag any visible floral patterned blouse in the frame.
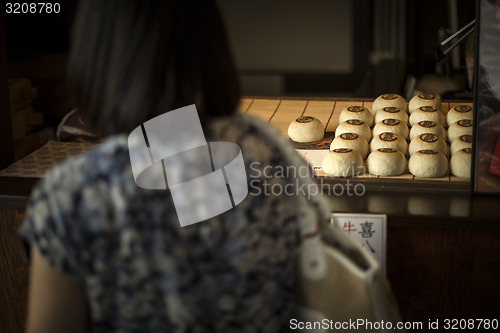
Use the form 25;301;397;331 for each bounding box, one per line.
20;114;330;333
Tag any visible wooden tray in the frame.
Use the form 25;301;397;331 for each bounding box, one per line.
238;97;472;193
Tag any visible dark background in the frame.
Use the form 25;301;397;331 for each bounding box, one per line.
3;0;476;100
0;0;477;165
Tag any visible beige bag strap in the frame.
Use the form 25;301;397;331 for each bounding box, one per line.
295;217;406;332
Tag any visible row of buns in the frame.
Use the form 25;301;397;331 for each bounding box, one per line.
288;93;474;178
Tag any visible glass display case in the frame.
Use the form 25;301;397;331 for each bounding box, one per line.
472;0;500;194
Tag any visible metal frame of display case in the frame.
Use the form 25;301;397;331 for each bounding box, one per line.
472;0;500;195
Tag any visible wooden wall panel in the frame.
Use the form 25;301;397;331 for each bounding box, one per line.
387;224;444;324
0;199;29;333
0;6;14;169
440;229;500;319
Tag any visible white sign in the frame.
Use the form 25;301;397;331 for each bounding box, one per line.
331;213;387;276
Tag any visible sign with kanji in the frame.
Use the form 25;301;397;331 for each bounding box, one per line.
331;213;387;276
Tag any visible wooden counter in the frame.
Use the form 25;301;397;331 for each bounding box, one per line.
1;97;499;333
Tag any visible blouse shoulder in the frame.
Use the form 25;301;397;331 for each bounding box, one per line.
19;136;133;278
32;137;129;193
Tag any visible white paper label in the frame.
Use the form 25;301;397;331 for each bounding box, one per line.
331;213;387;276
295;149;329;171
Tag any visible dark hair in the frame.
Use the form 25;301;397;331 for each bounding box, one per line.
68;0;240;135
